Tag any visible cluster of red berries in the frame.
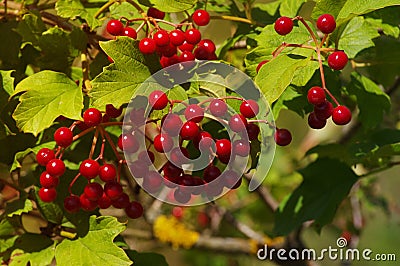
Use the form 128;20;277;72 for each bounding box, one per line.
35;106;144;219
106;8;217;68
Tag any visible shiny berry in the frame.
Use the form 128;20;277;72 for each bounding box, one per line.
170;29;185;46
317;14;336;34
203;165;221;183
36;148;55;166
192;9;210;26
104;181;123;200
274;16;293;35
179;41;195;52
163;161;183;179
147;7;165;19
117;134;139;153
233;139;250;157
98;192;112;209
240;99;259;118
153;133;173;153
123;27;137;39
79;159;100;179
308;112;327;129
198;39;216;54
161;113;183;136
328;51;348;70
274;128;292;146
139;38;156;54
332;105;352;125
246;123;260;141
153;30;170;47
149;90;169;110
229;114;248;133
314;100;334;120
193;131;215;150
106;19;124;36
185;29;201;44
180;121;200;140
307;86;326;105
216;139;231;158
179;51;195;62
46;159;65;177
64;195;80;213
194;46;210;60
83;108;102;127
84;182;103;201
99;164;117;182
54;127;73;148
40;171;59;188
39;187;57;202
125;201;144;219
112;192;130;209
209;99;227;117
79;194;97;211
184;104;204;123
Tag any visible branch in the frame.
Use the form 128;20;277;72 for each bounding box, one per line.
243;173;279;211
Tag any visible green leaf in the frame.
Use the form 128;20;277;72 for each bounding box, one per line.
15;12;46;46
0;219;16;236
337;0;400;26
11;141;55;172
0;236;18;253
6;197;34;217
55;0;102;29
90;37;160;109
125;250;168;266
254;1;282;16
110;2;138;19
338;17;380;58
272;86;307;118
9;243;55;266
279;0;306;17
255;55;311;104
12;71;83;136
274;158;358;235
139;0;197;12
55;216;132;266
347;73;391;128
0;21;22;66
34;187;64;224
311;0;347;20
0;70;14;96
365;17;400;38
291;60;319;87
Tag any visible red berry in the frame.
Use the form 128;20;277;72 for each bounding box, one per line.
240;99;259;118
98;192;112;209
179;51;195;62
192;9;210;26
274;16;293;35
215;139;231;158
40;171;59;188
147;7;165;19
209;99;227;117
64;195;80;213
178;41;195;52
169;147;189;166
106;19;124;36
174;188;191;204
54;127;73;148
46;159;65;177
123;26;137;39
125;201;144;219
246;123;260;141
169;30;185;46
341;230;352;243
229;114;248;133
79;159;100;179
307;86;326;105
104;181;123;200
233;139;250;157
153;30;170;47
149;90;169;110
112;192;130;209
139;38;156;54
180;121;200;140
161;113;183;136
332;105;352;125
194;46;211;60
163;161;183;179
184;104;204;123
99;164;117;182
84;182;103;201
203;165;221;183
317;14;336;34
143;171;163;193
172;206;184;219
105;104;122;118
256;60;268;73
328;51;348;70
38;187;57;202
314;100;334;120
79;193;97;211
198;39;216;54
308;112;327;129
153;133;173;153
185;29;201;44
36;148;55;166
193;131;215;150
274;128;292;146
117;134;139;153
83;108;102;127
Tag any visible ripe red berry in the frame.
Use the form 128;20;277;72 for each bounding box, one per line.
106;19;124;36
240;99;259;118
99;164;117;182
169;147;189;166
233;139;250;157
123;26;137;39
246;123;260;141
170;29;185;46
172;206;184;219
163;161;183;178
147;7;165;19
40;171;59;188
307;86;326;105
229;114;248;133
308;112;327;129
98;192;112;209
185;29;201;44
174;188;191;204
139;38;156;54
104;181;123;200
203;165;221;183
54;127;73;148
328;51;348;70
79;193;97;211
256;60;268;73
193;131;214;150
317;14;336;34
153;133;173;153
157;43;177;57
36;148;55;166
161;113;183;136
274;128;292;146
64;195;80;213
39;187;57;202
314;100;334;120
209;99;227;117
179;51;195;62
192;9;210;26
79;159;100;179
125;201;144;219
178;41;195;52
180;120;200;140
153;30;170;47
143;171;163;193
84;182;103;201
149;90;169;110
194;46;210;60
274;16;293;35
198;39;216;54
117;134;139;153
184;104;204;123
332;105;352;125
215;139;231;158
105;104;122;118
46;159;65;177
112;192;130;209
83;108;102;127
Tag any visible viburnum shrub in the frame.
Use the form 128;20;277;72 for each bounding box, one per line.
1;1;399;265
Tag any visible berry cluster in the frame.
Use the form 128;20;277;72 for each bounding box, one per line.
106;8;217;68
36;106;143;219
257;14;352;135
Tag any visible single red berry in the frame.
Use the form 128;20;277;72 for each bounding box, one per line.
174;188;191;204
143;171;163;193
240;99;259;118
83;108;102;127
192;9;210;26
314;100;334;120
104;181;123;200
178;41;195;52
149;90;169;110
274;16;293;35
193;131;215;150
161;113;183;136
185;29;201;44
328;51;348;70
184;104;204;123
117;134;139;153
153;133;173;153
256;60;268;73
163;161;183;179
233;139;250;157
332;105;352;125
39;187;57;202
157;43;177;57
105;104;122;118
169;147;189;166
274;128;292;146
129;108;146;126
246;123;260;141
99;164;117;182
308;112;327;129
84;182;103;201
64;195;80;213
139;38;156;54
341;230;352;243
46;159;65;177
123;26;137;39
180;121;200;140
307;86;326;105
54;127;73;148
129;160;150;178
172;206;184;219
106;19;124;36
194;46;211;60
153;30;170;47
40;171;59;188
179;51;195;62
215;139;231;158
198;39;216;54
147;7;165;19
170;29;185;46
317;14;336;34
229;114;248;133
203;165;221;183
125;201;144;219
79;193;97;211
36;148;55;166
112;192;130;209
79;159;100;179
209;99;227;117
98;192;112;209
